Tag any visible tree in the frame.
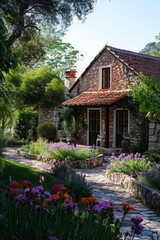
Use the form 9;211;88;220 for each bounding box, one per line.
13;34;83;72
0;0;97;47
130;73;160;122
20;66;64;107
44;36;83;76
140;33;160;57
0;18;19;133
0;18;19;81
13;28;46;67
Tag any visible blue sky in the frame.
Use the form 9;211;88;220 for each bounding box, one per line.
63;0;160;77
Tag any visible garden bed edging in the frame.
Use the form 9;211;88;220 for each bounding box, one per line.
106;171;160;215
17;150;104;169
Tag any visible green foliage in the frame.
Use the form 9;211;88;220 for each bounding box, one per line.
130;73;160;122
44;37;83;75
138;167;160;191
0;157;5;169
51;163;92;202
14;107;38;140
50;147;93;161
107;153;154;177
140;33;160;57
0;158;54;189
0;18;19;81
129;141;148;154
13;28;46;67
62;117;76;138
27;138;48;156
144;152;160;164
37;122;56;141
0;136;6;156
1;0;96;47
43;77;64;106
21;66;64;107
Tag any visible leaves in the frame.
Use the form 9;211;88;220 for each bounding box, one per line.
130;73;160;122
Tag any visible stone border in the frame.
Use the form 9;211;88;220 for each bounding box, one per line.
17;150;104;169
106;172;160;215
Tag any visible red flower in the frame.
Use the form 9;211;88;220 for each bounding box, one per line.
10;180;20;188
22;180;31;188
9;187;21;198
120;202;134;212
52;184;67;193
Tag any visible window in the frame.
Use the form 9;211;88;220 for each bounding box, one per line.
102;67;110;89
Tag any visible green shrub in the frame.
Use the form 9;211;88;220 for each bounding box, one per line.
21;138;48;156
144;152;160;163
37;122;56;141
14;107;38;140
129;141;148;154
51;163;92;202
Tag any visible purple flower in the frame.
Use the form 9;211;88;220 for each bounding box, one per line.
44;191;51;198
132;224;144;235
131;216;143;224
16;194;28;205
63;199;77;212
48;236;58;240
94;200;112;213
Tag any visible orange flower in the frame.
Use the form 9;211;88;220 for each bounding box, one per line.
51;192;61;199
63;192;72;201
81;197;97;206
120;202;134;212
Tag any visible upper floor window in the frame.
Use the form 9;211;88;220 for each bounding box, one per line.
102;67;110;89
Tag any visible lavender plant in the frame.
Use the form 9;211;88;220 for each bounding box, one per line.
138;167;160;190
107;153;154;177
49;143;99;161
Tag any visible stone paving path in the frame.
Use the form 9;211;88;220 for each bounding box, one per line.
3;147;160;240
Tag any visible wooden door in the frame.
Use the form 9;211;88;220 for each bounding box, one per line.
89;110;100;146
116;110;128;147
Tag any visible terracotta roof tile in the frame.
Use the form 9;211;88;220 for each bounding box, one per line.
69;45;160;91
63;90;129;107
108;46;160;82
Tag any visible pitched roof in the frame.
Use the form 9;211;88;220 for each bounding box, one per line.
69;45;160;92
62;90;130;107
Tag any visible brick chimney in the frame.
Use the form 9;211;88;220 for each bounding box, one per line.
64;70;77;99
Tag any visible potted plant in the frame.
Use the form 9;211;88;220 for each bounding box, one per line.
62;117;77;146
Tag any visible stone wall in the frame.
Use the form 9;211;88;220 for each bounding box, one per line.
148;120;160;152
17;150;104;169
106;172;160;215
38;106;63;140
69;48;142;147
70;48;136;97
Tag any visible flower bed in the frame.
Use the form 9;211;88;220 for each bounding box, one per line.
18;141;104;169
0;178;144;239
106;153;160;214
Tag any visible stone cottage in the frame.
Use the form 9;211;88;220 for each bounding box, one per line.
62;45;160;150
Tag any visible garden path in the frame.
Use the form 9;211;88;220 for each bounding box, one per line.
3;147;160;240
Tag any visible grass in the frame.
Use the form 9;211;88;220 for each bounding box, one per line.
0;158;54;190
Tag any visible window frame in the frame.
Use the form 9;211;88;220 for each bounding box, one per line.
99;65;112;90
